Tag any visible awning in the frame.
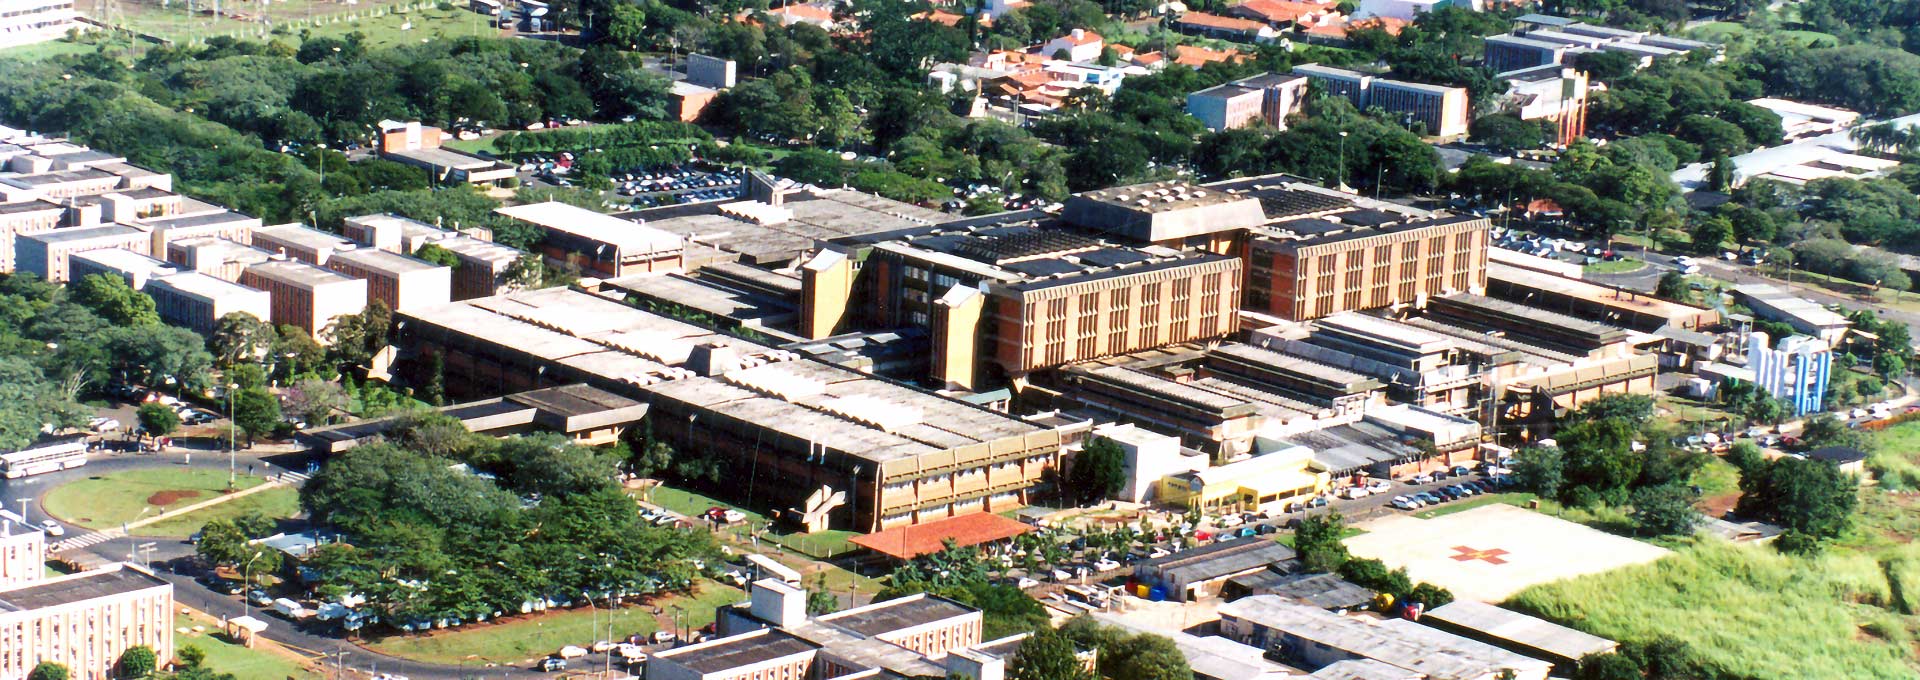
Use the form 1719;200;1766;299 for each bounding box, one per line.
850;512;1035;560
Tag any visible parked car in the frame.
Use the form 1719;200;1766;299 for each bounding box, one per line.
1390;496;1420;511
40;521;63;537
1414;492;1443;505
539;657;567;672
1410;473;1435;485
653;631;677;644
1364;479;1391;494
1093;558;1120;572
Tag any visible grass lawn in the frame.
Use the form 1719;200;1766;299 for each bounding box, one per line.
767;529;862;560
641;485;765;523
441;136;502;155
1412;492;1535;519
1869;421;1920;490
0;39;102;62
174;612;321;679
367;581;744;667
1689;457;1743;498
139;486;301;538
42;469;271;531
1508;541;1920;680
295;5;509;50
1582;259;1647;275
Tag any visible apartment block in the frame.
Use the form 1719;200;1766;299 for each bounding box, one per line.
803;212;1243;389
0;0;82;50
137;210;260;258
323;248;452;312
0;564;174;680
16;225;151;283
165;237;274;282
145;272;273;335
249;222;356;265
240;259;369;340
1245;213;1489;322
0;199;66;272
0;510;43;589
496;202;682;277
68;248;175;290
1292;64;1469;138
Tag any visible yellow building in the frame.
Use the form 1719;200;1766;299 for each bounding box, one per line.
1157;443;1330;513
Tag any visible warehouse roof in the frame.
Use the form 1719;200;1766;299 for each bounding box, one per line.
1423;600;1617;662
496;202;685;255
1219;597;1552;680
818;593;975;636
1138;538;1297;585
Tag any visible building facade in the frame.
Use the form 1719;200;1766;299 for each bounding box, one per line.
0;565;174;680
323;248;453;312
239;260;369;341
144;272;273;336
1246;215;1489;322
1292;64;1470;138
1747;333;1831;417
0;511;43;589
0;0;80;49
16;225;151;283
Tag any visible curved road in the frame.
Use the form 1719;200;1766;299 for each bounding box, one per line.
2;450;548;680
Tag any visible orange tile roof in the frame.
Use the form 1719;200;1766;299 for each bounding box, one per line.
1059;30;1103;45
1231;0;1324;24
1173;44;1249;68
769;3;836;23
849;512;1036;560
1350;16;1409;35
1132;51;1166;65
917;9;971;27
1176;11;1270;33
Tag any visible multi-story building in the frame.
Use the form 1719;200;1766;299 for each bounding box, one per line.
1730;284;1851;344
0;0;82;50
340;213;523;300
803;211;1244;389
144;272;273;335
239;259;369;340
1188;74;1310;131
1292;64;1469;138
0;199;65;272
248;223;356;265
1495;66;1589;146
1041;28;1104;62
136;210;260;257
1484;14;1721;76
0;510;43;589
1747;332;1832;417
165;237;273;282
16;225;151;283
0;564;174;680
1244;213;1489;322
67;248;176;290
374;121;516;186
341;213;456;254
322;248;452;312
495;202;684;277
1483;34;1572;73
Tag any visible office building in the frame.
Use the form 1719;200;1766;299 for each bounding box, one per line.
1746;98;1859;141
1187;74;1309;131
1730;284;1851;344
374;120;516;186
0;199;64;272
802;211;1243;389
239;259;369;340
1485;14;1720;76
1486;262;1718;332
1747;332;1831;417
340;213;525;300
1483;34;1571;73
1494;66;1589;145
0;564;174;680
1058;180;1269;251
249;223;357;265
618;174;948;266
1155;442;1331;517
68;248;174;290
1218;597;1553;680
16;225;150;283
136;210;259;257
0;510;43;589
0;0;81;49
1293;64;1469;138
144;272;273;335
1174;12;1282;43
323;248;452;312
1256;312;1487;413
495;202;685;277
341;213;457;254
1244;212;1490;322
1089;423;1207;504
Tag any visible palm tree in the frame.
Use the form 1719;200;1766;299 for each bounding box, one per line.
1849;123;1899;155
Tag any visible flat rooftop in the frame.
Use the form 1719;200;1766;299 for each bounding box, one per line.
657;629;818;674
386;145;512;171
0;199;63;216
1141;538;1298;584
26;224;144;245
497;202;684;255
1731;283;1851;328
1072;180;1254;214
1487;262;1715;322
400;286;754;380
328;247;446;275
1220;597;1552;680
244;259;360;288
819;594;974;637
0;167;114;187
1282;421;1424;473
142;210;255;230
150;271;267;301
855;217;1235;293
625;189;947;264
252;223;355;251
0;565;169;613
1423;600;1616;662
72;248;172;274
1261;214;1484;251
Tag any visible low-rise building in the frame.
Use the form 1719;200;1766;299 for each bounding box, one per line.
1091;612;1302;680
136;209;260;256
0;564;174;680
1041;28;1103;63
165;237;274;282
341;213;456;254
1730;284;1850;344
68;248;175;290
1420;600;1617;667
374;121;516;186
1293;64;1469;138
1486;262;1719;332
339;213;524;300
240;259;370;340
249;223;357;265
1156;442;1331;515
145;272;273;336
323;248;452;312
1218;596;1553;680
1495;66;1589;145
1130;538;1298;602
0;199;65;272
1174;12;1283;43
1746;98;1859;141
1746;332;1832;417
0;0;83;50
1089;423;1207;504
495;202;685;277
299;383;649;454
0;509;44;589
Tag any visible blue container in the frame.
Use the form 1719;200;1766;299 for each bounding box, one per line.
1148;585;1167;601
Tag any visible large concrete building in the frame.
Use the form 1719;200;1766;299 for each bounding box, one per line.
239;259;369;340
1494;66;1590;146
1245;212;1490;322
341;213;525;300
249;223;357;265
144;272;273;335
16;225;151;283
0;0;82;49
496;202;685;277
323;248;452;312
165;237;273;282
0;510;43;589
1187;74;1311;131
1292;64;1469;138
374;120;516;186
68;248;175;290
0;199;65;272
0;564;174;680
802;210;1244;390
1218;596;1553;680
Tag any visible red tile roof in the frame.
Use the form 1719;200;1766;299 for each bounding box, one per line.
1173;44;1250;68
850;512;1036;560
1176;12;1270;33
769;3;836;23
1230;0;1325;24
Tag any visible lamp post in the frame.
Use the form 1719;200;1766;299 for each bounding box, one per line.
242;550;265;620
226;382;238;489
1336;131;1350;192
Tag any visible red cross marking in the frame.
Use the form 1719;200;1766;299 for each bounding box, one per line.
1449;545;1510;565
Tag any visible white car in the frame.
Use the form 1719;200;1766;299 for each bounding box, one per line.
1390;496;1421;510
1015;577;1039;589
1093;558;1121;572
652;631;676;644
1364;480;1391;494
590;640;617;653
91;417;120;432
1339;486;1370;500
1410;473;1435;485
1673;256;1693;266
40;521;64;537
1215;514;1244;528
720;509;746;523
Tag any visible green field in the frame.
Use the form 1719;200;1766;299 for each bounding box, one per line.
367;581;744;667
1870;421;1920;490
1582;259;1647;275
1688;22;1837;47
42;468;271;531
1508;541;1920;680
174;612;321;679
140;486;302;538
295;4;509;50
0;39;103;62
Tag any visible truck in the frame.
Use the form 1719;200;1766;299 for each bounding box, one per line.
271;598;308;619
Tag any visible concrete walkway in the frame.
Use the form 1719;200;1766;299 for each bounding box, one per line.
51;479;292;552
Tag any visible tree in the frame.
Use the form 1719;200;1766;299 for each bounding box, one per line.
1738;456;1859;540
231;386;281;446
1511;445;1566;498
71;273;160;326
1688;216;1732;254
210;313;276;367
117;645;157;678
505;253;545;290
495;434;620;496
1629;483;1701;536
1070;437;1128;505
136;402;179;439
627;426;675;477
280;377;348;426
1102;633;1193;680
1655;271;1689;301
807;578;839;615
177;645;207;670
1707;153;1734;192
1569;394;1655;425
27;662;68;680
413;243;461;269
1745;394;1786;425
1293;511;1351;573
1800;414;1867;450
1009;628;1093;680
1873;352;1906;378
1469;113;1547;153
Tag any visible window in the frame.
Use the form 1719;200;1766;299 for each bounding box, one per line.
905;266;928;281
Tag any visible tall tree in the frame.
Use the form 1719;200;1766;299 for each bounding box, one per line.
210;312;276;367
136;402;180;439
71;273;160;326
1070;437;1128;505
1009;629;1094;680
231;386;282;446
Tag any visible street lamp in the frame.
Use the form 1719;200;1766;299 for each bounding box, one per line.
242;550;266;620
13;498;30;526
1336;131;1350;193
226;382;239;489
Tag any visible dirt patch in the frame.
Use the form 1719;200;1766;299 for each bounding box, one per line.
146;489;202;506
1696;492;1741;518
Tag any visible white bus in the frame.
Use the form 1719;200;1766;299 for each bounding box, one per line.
744;554;802;586
1;437;88;479
470;0;501;16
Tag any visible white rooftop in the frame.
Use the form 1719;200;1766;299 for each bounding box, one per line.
495;202;684;254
